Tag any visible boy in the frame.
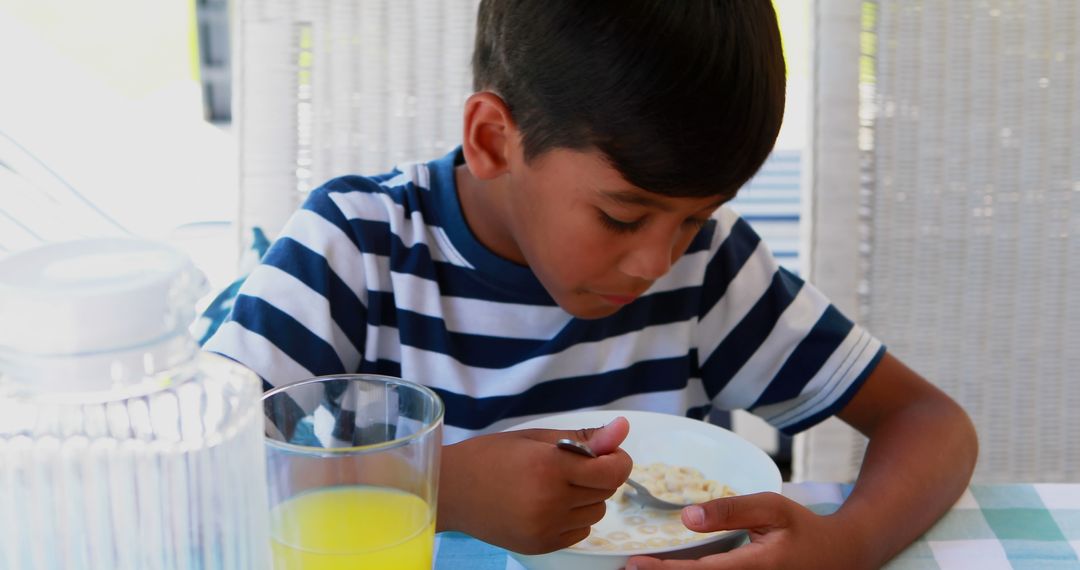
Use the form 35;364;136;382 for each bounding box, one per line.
206;1;977;567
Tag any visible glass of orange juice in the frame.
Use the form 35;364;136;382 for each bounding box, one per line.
263;374;443;570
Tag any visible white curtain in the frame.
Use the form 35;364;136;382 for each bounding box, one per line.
234;0;478;247
799;0;1080;483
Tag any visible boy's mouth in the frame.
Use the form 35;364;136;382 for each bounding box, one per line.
597;293;639;306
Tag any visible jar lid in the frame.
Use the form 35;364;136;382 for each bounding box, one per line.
0;238;207;357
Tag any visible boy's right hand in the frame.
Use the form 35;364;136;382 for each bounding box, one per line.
436;417;632;554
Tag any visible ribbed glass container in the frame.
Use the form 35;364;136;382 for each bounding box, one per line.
0;239;270;570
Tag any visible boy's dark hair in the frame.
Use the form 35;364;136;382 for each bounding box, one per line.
473;0;786;199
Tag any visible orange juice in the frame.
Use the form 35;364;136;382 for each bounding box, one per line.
270;485;434;570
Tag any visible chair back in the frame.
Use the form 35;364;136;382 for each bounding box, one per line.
798;0;1080;483
234;0;479;247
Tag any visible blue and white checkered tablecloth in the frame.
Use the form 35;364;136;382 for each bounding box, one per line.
434;483;1080;569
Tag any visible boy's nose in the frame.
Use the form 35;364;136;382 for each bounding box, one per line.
620;240;675;281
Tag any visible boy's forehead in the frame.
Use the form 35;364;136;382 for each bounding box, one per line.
598;188;726;212
537;148;725;211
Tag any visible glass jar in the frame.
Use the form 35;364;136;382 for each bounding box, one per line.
0;239;270;570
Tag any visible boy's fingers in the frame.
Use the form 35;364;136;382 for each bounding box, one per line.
566;447;632;491
562;416;632;490
563;483;617;508
561;500;608;532
683;492;789;532
628;545;767;570
554;527;592;552
524;416;631;456
515;417;633;490
625;496;790;569
626;555;700;569
582;416;630;455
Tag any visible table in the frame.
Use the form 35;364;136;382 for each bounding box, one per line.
433;483;1080;569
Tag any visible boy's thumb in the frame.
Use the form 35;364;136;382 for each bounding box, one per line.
577;416;630;456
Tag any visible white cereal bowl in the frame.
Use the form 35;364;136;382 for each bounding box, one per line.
504;409;782;570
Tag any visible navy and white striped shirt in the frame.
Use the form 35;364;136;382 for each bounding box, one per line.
205;148;884;443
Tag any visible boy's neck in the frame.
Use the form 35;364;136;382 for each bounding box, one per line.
453;163;528;266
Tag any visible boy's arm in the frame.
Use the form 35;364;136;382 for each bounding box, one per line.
629;352;978;569
823;351;978;567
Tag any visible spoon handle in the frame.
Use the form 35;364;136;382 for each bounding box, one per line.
555;438;597;458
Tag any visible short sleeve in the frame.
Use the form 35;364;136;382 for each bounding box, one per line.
203;182;372;387
694;209;885;435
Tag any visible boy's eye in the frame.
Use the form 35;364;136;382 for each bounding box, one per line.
597;210;644;234
683;217;710;230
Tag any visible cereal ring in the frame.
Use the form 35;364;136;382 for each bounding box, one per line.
661;522;685;536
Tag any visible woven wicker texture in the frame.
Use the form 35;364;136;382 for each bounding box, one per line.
801;0;1080;484
234;0;478;243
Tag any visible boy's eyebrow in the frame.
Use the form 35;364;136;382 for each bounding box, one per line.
600;189;726;212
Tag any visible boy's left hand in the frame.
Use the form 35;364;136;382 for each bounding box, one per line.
627;492;859;569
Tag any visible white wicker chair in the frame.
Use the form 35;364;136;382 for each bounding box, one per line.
797;0;1080;484
233;0;479;245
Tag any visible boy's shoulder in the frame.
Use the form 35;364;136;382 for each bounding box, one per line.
304;157;449;222
310;161;429;202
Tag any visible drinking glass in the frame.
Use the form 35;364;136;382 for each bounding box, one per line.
263;374;443;569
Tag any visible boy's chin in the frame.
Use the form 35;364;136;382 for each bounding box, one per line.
558;298;624;320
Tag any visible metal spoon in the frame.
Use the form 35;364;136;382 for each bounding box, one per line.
555;438;687;510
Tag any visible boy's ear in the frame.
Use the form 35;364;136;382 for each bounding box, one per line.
461;91;518;180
